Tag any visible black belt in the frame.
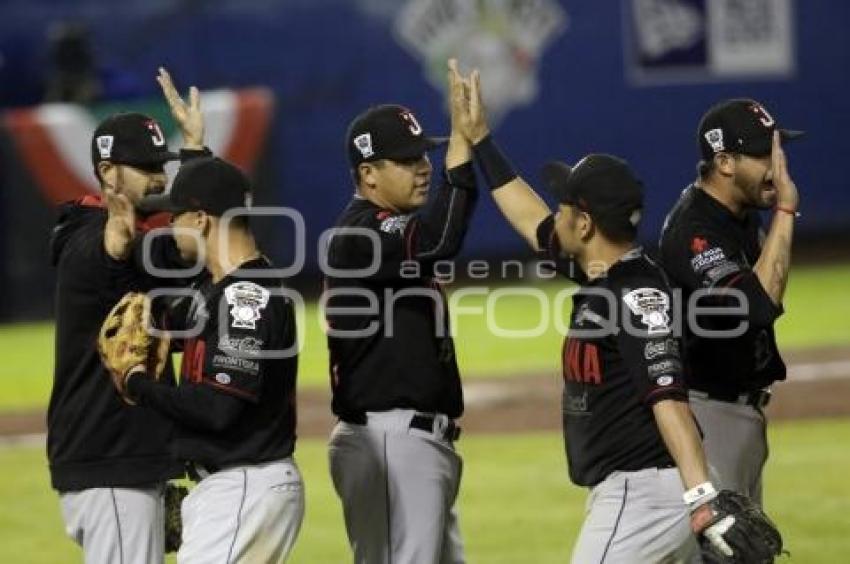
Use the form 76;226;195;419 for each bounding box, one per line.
341;412;461;442
692;388;772;409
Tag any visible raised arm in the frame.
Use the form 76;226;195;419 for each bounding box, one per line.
752;131;796;304
449;63;550;250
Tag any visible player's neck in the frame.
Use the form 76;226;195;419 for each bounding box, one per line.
579;238;636;280
206;228;260;284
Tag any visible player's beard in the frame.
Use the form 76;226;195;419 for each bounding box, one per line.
735;169;776;210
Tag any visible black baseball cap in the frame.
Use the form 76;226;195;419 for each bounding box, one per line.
146;156;251;216
698;99;804;159
91;112;179;172
541;154;644;238
346;104;447;168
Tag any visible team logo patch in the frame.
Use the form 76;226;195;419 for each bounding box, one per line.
354;133;374;158
656;375;674;387
399;109;423;135
145;120;166;147
215;373;231;385
96;135;114;158
224;282;270;330
623;288;671;335
379;214;412;235
704;128;724;153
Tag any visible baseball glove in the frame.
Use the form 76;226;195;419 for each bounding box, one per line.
164;482;188;553
97;292;169;403
691;490;785;563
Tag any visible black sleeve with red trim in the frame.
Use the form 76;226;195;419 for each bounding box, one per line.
663;222;781;327
534;214;587;283
126;371;246;432
331;162;478;279
615;283;688;406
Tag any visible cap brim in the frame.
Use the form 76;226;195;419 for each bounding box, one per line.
384;136;448;161
540;161;574;204
137;193;184;215
779;129;805;142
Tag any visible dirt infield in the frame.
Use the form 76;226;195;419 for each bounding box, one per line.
2;345;848;440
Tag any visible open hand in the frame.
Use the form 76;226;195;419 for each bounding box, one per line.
157;67;204;149
770;131;799;211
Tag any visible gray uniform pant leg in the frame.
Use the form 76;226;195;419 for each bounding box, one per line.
60;485;165;564
688;393;768;505
329;418;464;564
178;458;304;564
571;468;699;564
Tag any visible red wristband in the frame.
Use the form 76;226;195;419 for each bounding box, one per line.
776;206;800;218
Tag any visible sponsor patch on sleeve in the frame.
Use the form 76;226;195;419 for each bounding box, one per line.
643;338;680;360
647;359;683;379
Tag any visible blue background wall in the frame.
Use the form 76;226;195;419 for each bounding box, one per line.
2;0;848;265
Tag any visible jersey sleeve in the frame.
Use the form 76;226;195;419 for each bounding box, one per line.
615;283;688;406
201;281;288;402
329;162;478;279
662;221;782;328
535;214;587;283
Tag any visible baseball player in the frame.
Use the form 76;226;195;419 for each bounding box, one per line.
49;68;206;563
659;99;803;504
108;156;304;563
325;60;478;564
453;67;783;562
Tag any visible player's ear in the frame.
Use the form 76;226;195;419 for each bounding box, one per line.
359;163;378;191
98;161;116;188
578;211;594;241
714;152;736;177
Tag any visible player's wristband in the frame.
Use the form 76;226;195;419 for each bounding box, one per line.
472;135;518;191
775;205;800;218
683;482;717;509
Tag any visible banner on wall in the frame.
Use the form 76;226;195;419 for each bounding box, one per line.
395;0;567;124
624;0;795;84
3;88;274;206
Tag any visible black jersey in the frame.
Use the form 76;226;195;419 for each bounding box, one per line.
537;216;688;488
659;185;785;398
48;197;182;491
324;163;478;419
152;257;298;468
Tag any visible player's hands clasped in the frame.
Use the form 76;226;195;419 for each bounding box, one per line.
157;67;204;150
771;131;799;211
447;59;490;144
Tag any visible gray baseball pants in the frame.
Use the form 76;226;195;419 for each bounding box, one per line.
688;391;768;505
571;467;700;564
60;484;165;564
329;409;465;564
178;458;304;564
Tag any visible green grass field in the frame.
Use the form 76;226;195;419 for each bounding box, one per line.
1;419;849;563
2;263;849;411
